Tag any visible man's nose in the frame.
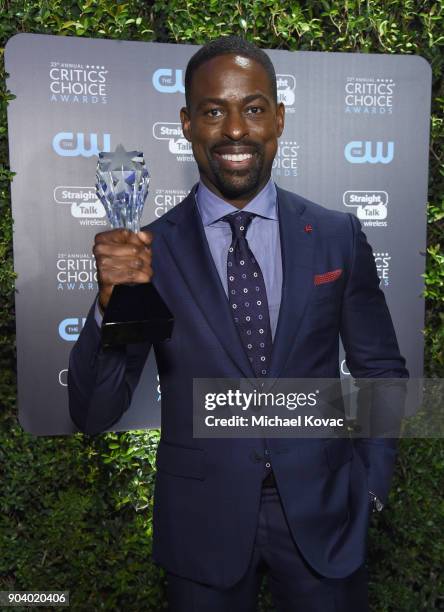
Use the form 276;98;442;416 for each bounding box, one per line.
223;110;248;140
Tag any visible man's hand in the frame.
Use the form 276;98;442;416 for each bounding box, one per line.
93;229;153;311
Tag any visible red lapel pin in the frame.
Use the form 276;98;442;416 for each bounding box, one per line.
304;224;313;233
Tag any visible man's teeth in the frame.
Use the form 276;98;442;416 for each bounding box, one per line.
220;153;253;161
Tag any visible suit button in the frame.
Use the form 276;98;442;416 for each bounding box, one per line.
250;451;262;463
264;449;270;456
265;462;271;468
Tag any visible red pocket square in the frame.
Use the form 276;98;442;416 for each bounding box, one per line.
314;269;343;286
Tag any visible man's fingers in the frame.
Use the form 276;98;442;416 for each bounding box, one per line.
98;260;153;284
97;254;152;276
137;230;153;246
99;267;153;286
94;228;153;247
93;241;151;259
93;229;154;302
94;228;132;244
97;252;152;271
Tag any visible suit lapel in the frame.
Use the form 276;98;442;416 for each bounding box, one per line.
161;186;315;380
162;189;256;378
269;188;315;378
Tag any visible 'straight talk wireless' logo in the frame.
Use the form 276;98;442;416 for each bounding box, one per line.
53;186;107;227
276;74;296;112
152;122;194;162
343;191;388;228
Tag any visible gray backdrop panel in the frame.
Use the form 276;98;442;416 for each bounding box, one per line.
5;34;431;434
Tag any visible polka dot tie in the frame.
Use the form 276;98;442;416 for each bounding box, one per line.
223;211;272;377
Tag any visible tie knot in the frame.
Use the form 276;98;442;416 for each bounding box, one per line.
223;211;255;239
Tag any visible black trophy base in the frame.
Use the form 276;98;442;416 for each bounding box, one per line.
101;283;174;347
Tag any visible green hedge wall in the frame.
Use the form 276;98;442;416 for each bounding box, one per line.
0;1;443;610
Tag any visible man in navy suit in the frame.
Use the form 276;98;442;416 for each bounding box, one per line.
69;36;408;611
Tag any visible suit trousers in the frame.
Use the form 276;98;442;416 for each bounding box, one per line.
166;485;369;612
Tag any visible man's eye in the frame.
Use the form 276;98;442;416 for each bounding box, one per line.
246;106;263;114
207;108;223;117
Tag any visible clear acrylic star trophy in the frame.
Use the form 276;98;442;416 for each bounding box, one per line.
96;144;174;347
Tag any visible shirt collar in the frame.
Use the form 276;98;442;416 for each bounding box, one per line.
196;178;277;227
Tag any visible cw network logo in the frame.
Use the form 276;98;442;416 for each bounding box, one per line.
344;141;394;165
152;68;185;94
52;132;111;157
58;317;86;341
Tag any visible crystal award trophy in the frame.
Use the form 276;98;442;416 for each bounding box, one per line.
96;144;174;347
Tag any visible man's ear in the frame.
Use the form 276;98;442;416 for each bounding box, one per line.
180;106;192;142
276;102;285;137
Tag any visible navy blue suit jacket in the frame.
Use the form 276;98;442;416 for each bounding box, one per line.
69;186;408;587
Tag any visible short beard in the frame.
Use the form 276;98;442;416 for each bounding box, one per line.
208;156;263;201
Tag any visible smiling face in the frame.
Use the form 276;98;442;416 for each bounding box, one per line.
180;54;285;208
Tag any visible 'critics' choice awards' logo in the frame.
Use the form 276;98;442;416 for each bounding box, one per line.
153;188;188;218
58;317;86;342
345;77;395;115
344;141;394;165
54;186;107;227
52;132;111;157
343;191;388;227
50;62;108;104
56;253;98;291
152;122;194;161
272;141;300;177
152;68;185;94
373;252;391;287
276;74;296;113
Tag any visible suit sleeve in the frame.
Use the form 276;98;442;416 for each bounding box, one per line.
68;299;152;435
340;214;408;504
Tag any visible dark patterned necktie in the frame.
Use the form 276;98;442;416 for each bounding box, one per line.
223;211;272;377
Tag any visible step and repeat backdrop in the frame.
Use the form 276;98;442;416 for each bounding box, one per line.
5;34;431;434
